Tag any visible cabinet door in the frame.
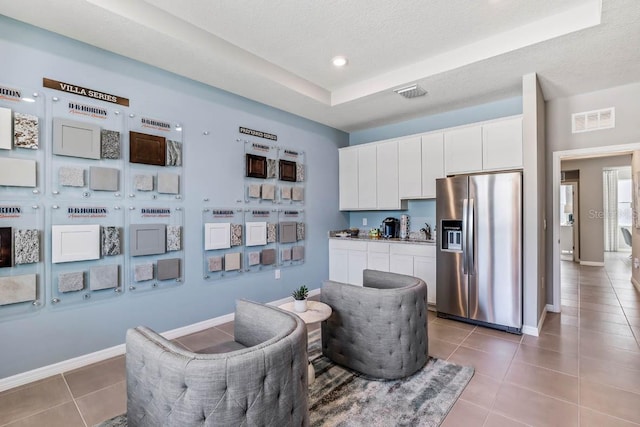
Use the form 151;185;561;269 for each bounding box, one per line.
376;141;400;209
389;254;414;276
398;136;422;199
329;248;349;283
339;148;359;210
367;251;390;272
414;256;436;305
421;132;444;198
482;117;523;171
348;250;367;286
444;126;483;175
357;145;377;209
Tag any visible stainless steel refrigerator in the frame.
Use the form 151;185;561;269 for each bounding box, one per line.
436;172;522;333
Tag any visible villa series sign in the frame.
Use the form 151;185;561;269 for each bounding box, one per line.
43;78;130;106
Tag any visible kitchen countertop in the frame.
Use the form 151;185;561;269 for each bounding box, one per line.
328;235;436;246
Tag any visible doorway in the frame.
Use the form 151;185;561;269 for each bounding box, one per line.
559;181;578;262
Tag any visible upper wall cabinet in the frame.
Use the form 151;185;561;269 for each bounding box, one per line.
357;144;377;209
444;126;483;175
339;148;359;210
376;140;400;209
482;117;523;171
398;133;444;199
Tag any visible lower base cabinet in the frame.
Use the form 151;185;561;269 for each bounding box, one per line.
389;245;436;305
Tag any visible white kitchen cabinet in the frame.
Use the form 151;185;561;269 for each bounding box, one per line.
398;136;422;199
414;255;436;304
389;243;437;305
482;117;523;171
339;148;359;210
329;247;349;283
329;239;367;286
348;250;367;286
389;254;414;276
376;141;401;209
444;125;483;175
357;144;377;209
421;132;444;198
367;242;390;272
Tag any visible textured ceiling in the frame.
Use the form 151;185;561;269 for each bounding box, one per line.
0;0;639;132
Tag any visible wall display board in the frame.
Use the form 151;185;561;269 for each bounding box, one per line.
0;202;44;320
201;208;244;281
0;83;45;198
126;115;183;202
49;96;125;200
48;203;124;307
278;146;305;206
127;206;184;292
244;208;278;273
278;209;305;268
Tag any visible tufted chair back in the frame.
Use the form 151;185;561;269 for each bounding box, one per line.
321;269;428;380
126;299;309;427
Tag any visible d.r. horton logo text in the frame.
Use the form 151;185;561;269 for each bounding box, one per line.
68;207;108;218
141;208;171;217
68;102;107;119
0;86;21;101
0;206;22;218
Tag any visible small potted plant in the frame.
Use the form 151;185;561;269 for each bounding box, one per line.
291;285;309;313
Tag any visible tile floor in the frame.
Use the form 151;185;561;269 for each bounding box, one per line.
1;253;639;426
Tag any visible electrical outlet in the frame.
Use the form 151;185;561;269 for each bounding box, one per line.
362;218;367;226
275;269;281;279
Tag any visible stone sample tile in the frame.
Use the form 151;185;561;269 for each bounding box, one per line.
0;107;12;150
297;222;305;241
0;227;11;268
166;225;181;251
89;264;119;290
292;245;304;261
157;172;179;194
248;252;260;266
224;252;241;271
267;223;277;243
248;184;261;198
14;229;39;265
261;184;275;200
0;157;36;187
0;273;36;305
58;271;84;293
157;258;180;280
101;226;121;256
230;224;242;246
292;186;304;201
296;163;304;182
134;174;153;191
281;186;291;200
281;248;291;261
13;112;39;149
261;248;276;265
279;222;297;244
266;158;277;178
208;256;223;272
59;166;85;187
89;166;119;191
166;140;182;166
100;130;121;159
134;263;153;282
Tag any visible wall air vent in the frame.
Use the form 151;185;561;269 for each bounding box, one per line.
571;107;615;133
393;84;427;99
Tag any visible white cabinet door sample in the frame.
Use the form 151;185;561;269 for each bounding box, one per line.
245;222;267;246
398;136;422;199
52;224;100;263
444;125;483;175
0;107;11;150
357;144;377;209
339;148;359;210
482;117;523;171
204;223;231;250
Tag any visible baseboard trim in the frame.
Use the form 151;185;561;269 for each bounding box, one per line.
522;305;548;337
0;291;319;392
580;261;605;267
546;303;559;313
632;277;640;292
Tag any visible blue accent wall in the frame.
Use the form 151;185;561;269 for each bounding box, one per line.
0;16;348;378
349;200;436;235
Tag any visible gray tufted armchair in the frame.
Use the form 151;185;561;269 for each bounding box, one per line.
126;299;309;427
321;269;428;380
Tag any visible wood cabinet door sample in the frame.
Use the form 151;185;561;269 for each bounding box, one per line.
0;274;36;306
157;258;180;280
51;224;100;263
204;222;231;250
129;223;167;256
279;222;297;244
246;154;267;178
0;157;36;187
0;227;12;268
245;221;267;246
0;107;11;150
129;131;166;166
279;160;297;182
53;118;101;159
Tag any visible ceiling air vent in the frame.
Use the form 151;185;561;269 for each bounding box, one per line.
571;107;615;133
394;84;427;99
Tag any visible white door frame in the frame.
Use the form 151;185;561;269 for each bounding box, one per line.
552;143;640;312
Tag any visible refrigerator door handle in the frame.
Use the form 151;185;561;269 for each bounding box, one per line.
467;198;475;274
462;198;468;274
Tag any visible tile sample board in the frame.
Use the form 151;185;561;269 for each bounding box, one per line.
281;248;291;261
292;187;304;201
53;118;101;159
101;226;121;256
248;251;260;266
0;107;11;150
130;224;167;256
134;263;153;282
261;184;275;200
279;160;296;182
0;227;12;268
230;224;242;247
281;186;291;200
266;158;277;178
297;223;305;241
248;184;261;198
224;252;241;271
207;256;223;272
89;166;119;191
157;258;180;280
204;223;231;250
59;167;85;187
89;264;119;290
245;222;267;246
292;246;305;261
296;163;305;182
100;130;120;159
267;223;277;243
14;113;39;149
261;248;275;265
51;224;100;263
166;225;181;251
166;140;182;166
58;271;84;293
0;157;36;187
14;229;39;265
0;274;36;305
157;172;179;194
130;131;166;165
134;174;153;191
279;222;297;244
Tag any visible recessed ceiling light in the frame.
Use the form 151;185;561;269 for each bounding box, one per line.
331;56;348;67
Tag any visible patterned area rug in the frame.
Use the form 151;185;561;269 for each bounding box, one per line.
97;330;474;427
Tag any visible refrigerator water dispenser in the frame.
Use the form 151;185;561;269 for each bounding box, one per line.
441;220;462;252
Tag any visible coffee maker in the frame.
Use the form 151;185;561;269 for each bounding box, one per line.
381;217;400;238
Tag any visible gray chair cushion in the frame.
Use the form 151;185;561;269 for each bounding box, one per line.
126;299;309;426
321;269;428;380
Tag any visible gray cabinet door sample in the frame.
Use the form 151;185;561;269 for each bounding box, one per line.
53;118;101;159
157;258;180;280
279;222;297;243
130;224;167;256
